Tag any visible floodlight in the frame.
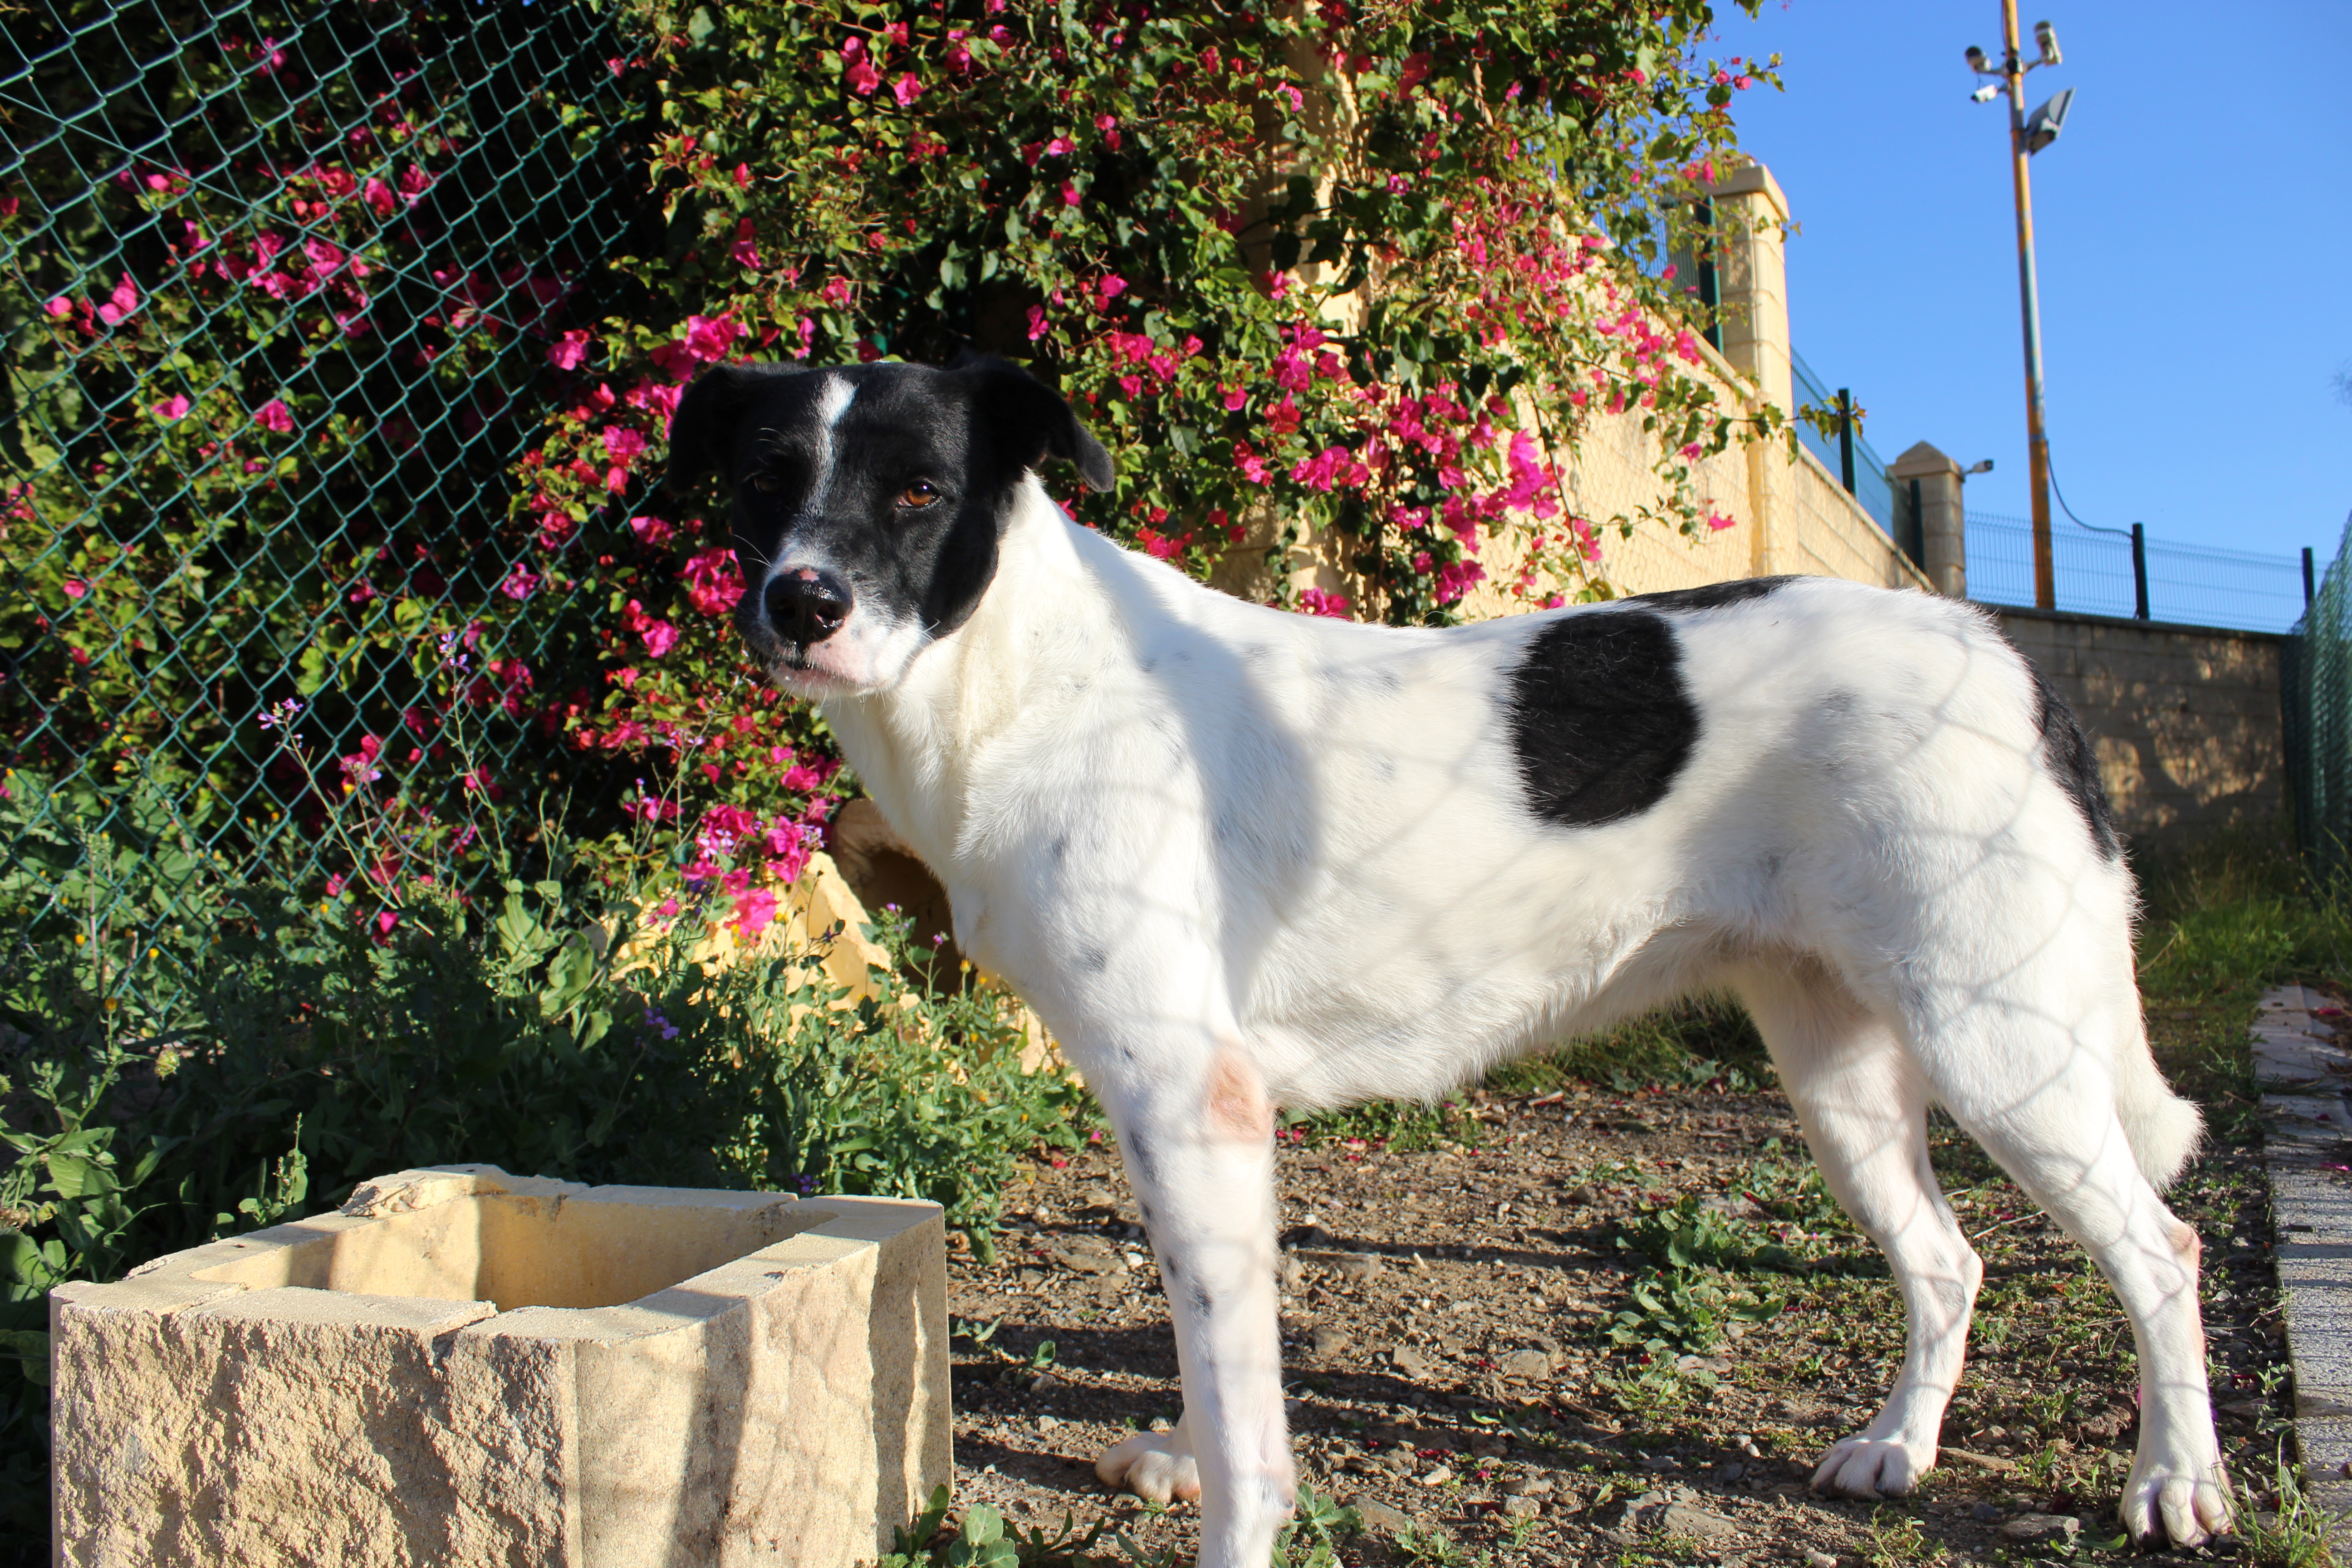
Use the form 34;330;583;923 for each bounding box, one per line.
2033;20;2062;66
1965;44;1995;75
2022;87;2073;154
1966;460;1995;475
1970;83;2003;103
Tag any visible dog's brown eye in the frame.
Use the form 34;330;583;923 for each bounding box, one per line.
898;480;941;508
749;472;780;494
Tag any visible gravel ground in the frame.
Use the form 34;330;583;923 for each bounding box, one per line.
939;1067;2293;1566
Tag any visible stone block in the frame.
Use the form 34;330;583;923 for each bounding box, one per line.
52;1165;949;1567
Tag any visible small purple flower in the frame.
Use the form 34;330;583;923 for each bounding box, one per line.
794;1175;819;1196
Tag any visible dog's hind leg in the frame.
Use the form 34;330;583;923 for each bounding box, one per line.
1089;1045;1293;1568
1907;999;2231;1546
1733;959;1981;1499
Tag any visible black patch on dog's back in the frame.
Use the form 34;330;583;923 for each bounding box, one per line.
2026;662;2122;862
1507;611;1697;826
1622;575;1795;614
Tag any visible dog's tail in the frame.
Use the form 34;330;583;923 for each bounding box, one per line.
2114;1016;2203;1191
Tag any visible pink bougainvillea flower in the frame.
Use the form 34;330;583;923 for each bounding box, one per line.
603;425;647;464
729;220;761;270
499;563;542;600
628;514;676;548
363;176;396;217
1705;509;1738;532
846;58;882;94
62;578;88;599
892;73;923;107
679;546;744;616
151;394;191;421
44;296;73;319
375;910;400;938
97;275;140;326
1298;587;1351;619
1025;304;1049;341
731;887;779;940
547;329;592;371
1060;180;1081;206
255;398;294;434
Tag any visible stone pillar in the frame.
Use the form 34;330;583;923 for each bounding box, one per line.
1888;441;1967;597
1707;160;1793;415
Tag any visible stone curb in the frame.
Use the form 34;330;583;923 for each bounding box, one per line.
2253;984;2352;1530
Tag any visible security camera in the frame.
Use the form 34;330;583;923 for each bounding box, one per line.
1965;44;1994;74
1965;459;1995;475
1970;83;2003;103
2033;20;2062;67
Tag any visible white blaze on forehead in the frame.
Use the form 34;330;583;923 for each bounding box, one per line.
765;374;860;592
806;373;858;509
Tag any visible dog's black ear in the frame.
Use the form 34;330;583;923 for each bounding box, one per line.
960;355;1115;493
664;364;762;492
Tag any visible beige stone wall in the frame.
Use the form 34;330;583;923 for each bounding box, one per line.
1992;607;2286;843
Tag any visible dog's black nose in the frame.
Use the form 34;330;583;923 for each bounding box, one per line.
766;568;851;645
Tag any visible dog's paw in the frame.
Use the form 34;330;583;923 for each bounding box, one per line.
2120;1457;2233;1548
1810;1434;1932;1499
1095;1427;1200;1504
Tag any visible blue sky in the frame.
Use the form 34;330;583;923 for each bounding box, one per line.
1701;0;2352;567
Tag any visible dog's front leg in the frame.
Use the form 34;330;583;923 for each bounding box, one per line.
1093;1047;1292;1568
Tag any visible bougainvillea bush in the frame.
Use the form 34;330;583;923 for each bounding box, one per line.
4;0;1773;947
519;0;1776;919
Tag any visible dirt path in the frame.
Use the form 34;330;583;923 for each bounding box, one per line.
943;1076;2290;1566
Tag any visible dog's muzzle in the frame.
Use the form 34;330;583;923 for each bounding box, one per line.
766;566;851;646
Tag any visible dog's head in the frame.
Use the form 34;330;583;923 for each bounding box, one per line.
665;355;1113;698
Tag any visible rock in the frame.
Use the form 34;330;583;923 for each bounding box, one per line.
1502;1473;1553;1497
1277;1253;1308;1292
1390;1345;1436;1379
1501;1348;1553;1381
1036;1414;1060;1431
1419;1465;1455;1486
1310;1326;1352;1359
1078;1186;1116;1209
1049;1237;1121;1275
1500;1494;1544;1519
1998;1514;2082;1545
1652;1500;1739;1541
1714;1461;1744;1483
1351;1497;1414;1534
1805;1552;1839;1568
1029;1372;1066;1395
1969;1502;2005;1522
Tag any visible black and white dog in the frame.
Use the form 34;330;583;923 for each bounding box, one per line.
666;356;2231;1565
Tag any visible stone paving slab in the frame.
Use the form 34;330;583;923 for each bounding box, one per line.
2255;984;2352;1527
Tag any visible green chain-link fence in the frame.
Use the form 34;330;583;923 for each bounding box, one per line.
2287;513;2352;879
2;0;646;981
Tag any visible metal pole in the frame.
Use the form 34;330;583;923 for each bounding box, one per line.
2130;523;2148;620
1836;388;1856;495
2306;546;2318;608
2003;0;2056;610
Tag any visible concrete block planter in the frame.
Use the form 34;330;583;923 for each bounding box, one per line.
50;1165;949;1567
